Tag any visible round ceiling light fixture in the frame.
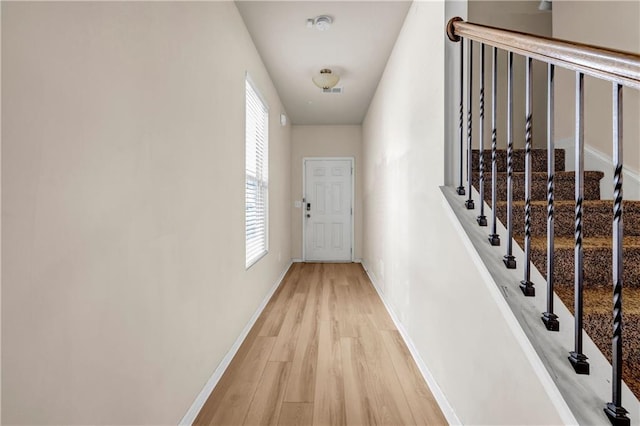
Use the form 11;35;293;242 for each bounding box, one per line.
312;68;340;90
306;15;333;31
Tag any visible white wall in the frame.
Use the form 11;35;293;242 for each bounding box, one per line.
445;0;552;183
290;125;363;260
1;2;291;424
553;0;640;175
468;0;552;151
362;1;566;423
444;1;467;186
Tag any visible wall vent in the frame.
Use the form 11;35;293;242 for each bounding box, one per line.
322;87;343;94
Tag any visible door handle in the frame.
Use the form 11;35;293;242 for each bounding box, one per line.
306;213;311;218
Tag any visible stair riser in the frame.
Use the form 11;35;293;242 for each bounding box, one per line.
497;203;640;237
530;246;640;288
474;172;603;202
472;149;565;173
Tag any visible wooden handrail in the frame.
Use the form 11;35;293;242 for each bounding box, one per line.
447;17;640;90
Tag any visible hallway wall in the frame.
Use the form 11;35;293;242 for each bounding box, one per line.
362;1;566;424
553;0;640;174
444;0;552;183
290;125;363;260
1;2;291;424
468;0;552;151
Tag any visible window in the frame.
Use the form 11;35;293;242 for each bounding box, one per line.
245;76;269;268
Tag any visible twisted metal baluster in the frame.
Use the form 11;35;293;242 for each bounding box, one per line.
542;64;559;330
478;44;488;226
465;40;475;210
604;83;630;426
457;40;466;195
520;57;535;296
488;46;500;245
569;71;589;375
503;51;516;269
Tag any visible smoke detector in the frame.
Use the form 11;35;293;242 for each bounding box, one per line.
306;15;333;31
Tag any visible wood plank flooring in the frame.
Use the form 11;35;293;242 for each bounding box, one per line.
194;263;448;426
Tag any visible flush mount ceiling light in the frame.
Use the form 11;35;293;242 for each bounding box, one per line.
306;15;333;31
312;68;340;90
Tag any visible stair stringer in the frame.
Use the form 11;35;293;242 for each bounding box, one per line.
442;186;640;425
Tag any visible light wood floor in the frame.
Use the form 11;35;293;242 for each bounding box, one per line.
194;263;447;426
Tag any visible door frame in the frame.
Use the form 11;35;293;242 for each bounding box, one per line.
302;157;355;262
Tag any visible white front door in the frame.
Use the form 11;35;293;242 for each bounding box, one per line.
304;159;353;262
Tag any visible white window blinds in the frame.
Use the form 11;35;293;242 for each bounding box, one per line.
245;77;269;268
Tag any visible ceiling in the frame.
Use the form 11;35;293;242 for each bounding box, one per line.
236;1;412;125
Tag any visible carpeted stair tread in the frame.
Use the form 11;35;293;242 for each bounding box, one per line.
554;285;640;398
497;200;640;237
555;286;640;314
472;148;566;173
475;170;604;202
516;236;640;288
529;235;640;249
475;145;640;398
585;311;640;400
466;145;640;396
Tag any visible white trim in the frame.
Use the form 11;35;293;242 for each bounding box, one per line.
178;261;293;426
557;137;640;200
292;259;362;264
244;74;270;270
245;250;268;270
361;260;462;426
302;157;355;262
439;190;578;425
244;71;269;113
302;157;307;262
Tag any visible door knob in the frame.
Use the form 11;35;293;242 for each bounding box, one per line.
306;214;311;218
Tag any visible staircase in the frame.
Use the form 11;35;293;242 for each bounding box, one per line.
472;148;640;399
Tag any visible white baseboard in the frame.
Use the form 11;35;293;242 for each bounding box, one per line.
178;261;293;425
557;137;640;200
361;260;461;426
291;258;363;263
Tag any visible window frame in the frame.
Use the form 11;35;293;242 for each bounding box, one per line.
245;74;269;269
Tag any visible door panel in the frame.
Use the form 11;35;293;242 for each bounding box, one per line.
304;159;353;261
